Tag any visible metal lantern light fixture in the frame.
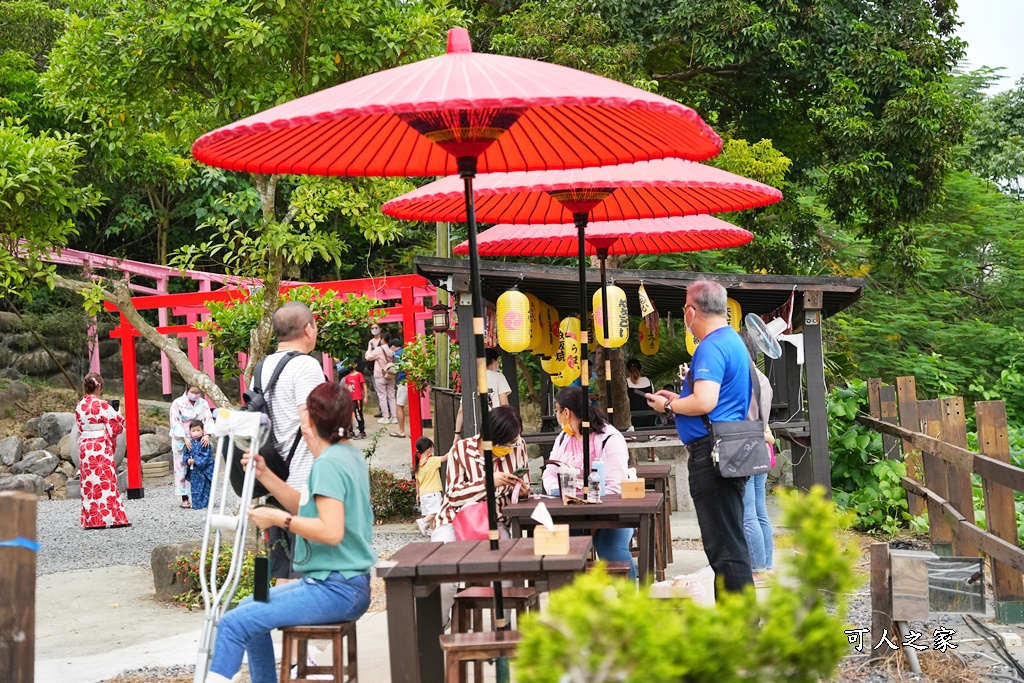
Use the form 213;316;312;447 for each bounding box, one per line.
429;301;452;332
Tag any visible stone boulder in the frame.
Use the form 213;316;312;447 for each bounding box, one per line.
12;450;59;477
151;539;204;601
13;349;70;376
0;473;45;495
22;417;40;438
0;380;30;411
0;435;24;467
0;367;22;380
38;412;75;445
0;311;21;332
140;433;172;462
59;461;75;479
24;437;48;452
44;470;68;498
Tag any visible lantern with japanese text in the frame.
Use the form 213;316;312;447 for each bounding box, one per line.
549;316;582;386
496;288;531;353
639;317;660;355
525;293;548;356
593;285;629;348
685;297;742;355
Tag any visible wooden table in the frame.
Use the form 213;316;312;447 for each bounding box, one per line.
376;537;592;683
635;463;673;579
502;492;663;584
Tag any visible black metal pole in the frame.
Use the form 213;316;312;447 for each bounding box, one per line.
598;247;613;420
458;156;506;628
574;213;592;488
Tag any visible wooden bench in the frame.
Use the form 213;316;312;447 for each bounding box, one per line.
587;560;634;578
279;621;357;683
452;586;538;682
439;630;522;683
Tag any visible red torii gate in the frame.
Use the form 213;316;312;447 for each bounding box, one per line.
105;274;435;499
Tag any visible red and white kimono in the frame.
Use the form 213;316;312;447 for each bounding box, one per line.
76;394;129;529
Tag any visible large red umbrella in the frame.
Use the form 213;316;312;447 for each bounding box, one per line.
193;26;722;648
384;159;780;479
454;215;753;416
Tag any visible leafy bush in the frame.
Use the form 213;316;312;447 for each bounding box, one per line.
169;545;267;609
828;380;921;535
396;332;434;391
516;488;858;683
369;466;417;522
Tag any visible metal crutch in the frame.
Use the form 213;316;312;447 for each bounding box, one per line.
193;409;268;683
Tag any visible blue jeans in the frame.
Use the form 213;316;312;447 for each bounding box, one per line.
742;474;773;572
593;527;637;580
210;572;371;683
688;440;753;598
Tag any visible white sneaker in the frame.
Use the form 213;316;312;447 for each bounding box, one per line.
416;517;429;536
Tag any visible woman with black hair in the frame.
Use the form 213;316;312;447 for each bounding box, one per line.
543;385;636;579
205;382;376;683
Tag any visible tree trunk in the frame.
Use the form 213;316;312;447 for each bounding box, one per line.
516;355;541;405
244;174;283;386
52;276;232;407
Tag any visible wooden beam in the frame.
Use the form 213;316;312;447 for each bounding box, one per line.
870;542;894;661
801;290;831;494
0;492;36;683
940;397;977;556
917;400;953;552
896;377;924;517
977;401;1024;603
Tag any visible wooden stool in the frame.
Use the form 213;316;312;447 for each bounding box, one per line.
587;560;634;578
279;621;357;683
439;630;522;683
452;586;537;682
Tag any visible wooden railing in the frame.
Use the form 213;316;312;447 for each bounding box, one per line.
857;376;1024;621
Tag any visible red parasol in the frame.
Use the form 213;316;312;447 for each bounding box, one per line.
453;214;753;257
454;215;754;413
385;159;780;478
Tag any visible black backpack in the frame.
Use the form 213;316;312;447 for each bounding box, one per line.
230;351;304;498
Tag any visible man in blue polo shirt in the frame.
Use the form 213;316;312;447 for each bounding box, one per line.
646;280;754;597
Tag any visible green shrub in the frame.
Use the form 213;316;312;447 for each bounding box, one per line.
168;545;268;609
370;466;417;522
516;488;859;683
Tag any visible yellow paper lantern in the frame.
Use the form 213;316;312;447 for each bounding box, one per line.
560;315;581;342
685;297;742;355
593;285;629;348
525;294;546;355
639;318;660;355
496;289;531;353
550;336;581;386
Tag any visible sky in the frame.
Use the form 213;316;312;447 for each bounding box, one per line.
955;0;1024;92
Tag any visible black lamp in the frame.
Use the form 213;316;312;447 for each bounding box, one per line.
429;300;451;332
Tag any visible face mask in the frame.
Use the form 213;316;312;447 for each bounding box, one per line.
492;444;512;457
188;394;200;402
559;411;575;437
371;328;380;336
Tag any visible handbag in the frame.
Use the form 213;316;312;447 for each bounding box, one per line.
692;361;771;479
383;362;398;379
452;500;491;540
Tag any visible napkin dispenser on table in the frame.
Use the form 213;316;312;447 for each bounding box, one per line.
530;502;570;555
621;467;646;499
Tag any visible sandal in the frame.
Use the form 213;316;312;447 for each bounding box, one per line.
180;501;192;509
389;432;407;438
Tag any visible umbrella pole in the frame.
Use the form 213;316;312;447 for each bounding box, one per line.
574;213;592;489
598;247;613;421
458;156;507;632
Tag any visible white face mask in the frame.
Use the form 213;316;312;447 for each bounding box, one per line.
371;328;380;336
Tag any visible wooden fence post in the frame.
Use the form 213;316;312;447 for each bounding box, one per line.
976;401;1024;622
918;400;953;556
896;377;924;517
870;542;895;661
0;492;36;683
940;397;978;558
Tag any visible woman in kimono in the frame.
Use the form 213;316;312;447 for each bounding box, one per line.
76;373;129;529
169;385;213;508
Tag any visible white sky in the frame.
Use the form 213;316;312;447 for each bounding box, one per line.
955;0;1024;92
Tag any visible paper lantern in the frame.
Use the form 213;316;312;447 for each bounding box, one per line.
639;318;660;355
685;297;742;355
550;335;581;386
524;293;545;355
496;289;531;353
560;316;581;342
544;304;560;354
593;285;629;348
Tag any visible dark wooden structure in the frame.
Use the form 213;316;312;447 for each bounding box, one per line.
416;256;865;493
0;492;36;683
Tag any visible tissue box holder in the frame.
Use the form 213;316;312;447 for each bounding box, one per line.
533;524;570;555
621;479;646;499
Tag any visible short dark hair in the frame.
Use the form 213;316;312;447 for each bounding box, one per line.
306;382;354;443
273;302;314;342
188;419;204;430
485;347;500;365
626;359;642;373
489;405;522;446
415;437;433;455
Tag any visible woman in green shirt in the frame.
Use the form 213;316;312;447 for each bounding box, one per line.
206;382;377;683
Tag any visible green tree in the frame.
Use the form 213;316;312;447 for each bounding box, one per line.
967;77;1024;200
38;0;463;401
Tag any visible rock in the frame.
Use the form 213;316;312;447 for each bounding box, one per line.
0;379;30;411
0;473;45;495
0;367;22;380
44;471;68;498
56;434;72;460
151;540;204;601
38;412;76;445
98;339;120;359
140;433;172;462
24;437;47;452
0;435;24;466
23;417;40;438
136;339;164;365
60;461;75;478
0;311;21;332
12;450;59;477
13;349;70;376
0;463;9;474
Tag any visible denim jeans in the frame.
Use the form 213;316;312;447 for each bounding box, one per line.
688;440;753;598
593;528;637;580
209;572;371;683
742;473;773;572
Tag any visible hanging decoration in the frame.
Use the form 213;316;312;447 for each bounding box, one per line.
524;293;548;355
548;316;582;386
496;288;531;353
685;297;742;355
639;316;660;355
593;285;629;348
483;302;498;348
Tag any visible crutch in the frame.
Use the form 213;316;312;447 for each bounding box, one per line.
193;409;268;683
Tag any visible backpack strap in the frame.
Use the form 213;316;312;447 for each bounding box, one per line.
259;351;304;464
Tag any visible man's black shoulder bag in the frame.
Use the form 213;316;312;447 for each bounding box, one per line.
230;351;303;497
690;360;771;478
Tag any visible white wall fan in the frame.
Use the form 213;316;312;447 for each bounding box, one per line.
744;312;804;365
